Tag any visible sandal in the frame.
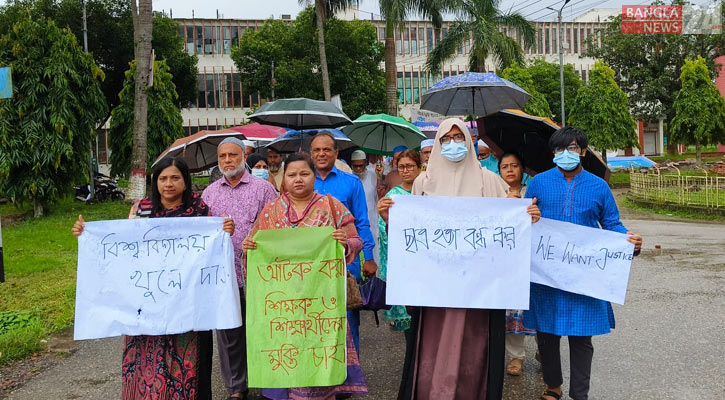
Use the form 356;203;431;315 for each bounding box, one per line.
539;390;561;400
506;358;523;376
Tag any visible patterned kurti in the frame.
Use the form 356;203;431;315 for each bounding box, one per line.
524;167;628;336
122;194;213;400
378;185;412;331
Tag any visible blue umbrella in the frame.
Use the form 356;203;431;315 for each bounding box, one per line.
265;129;355;154
420;72;531;117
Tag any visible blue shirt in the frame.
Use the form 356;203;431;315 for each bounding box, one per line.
524;167;628;336
315;166;375;280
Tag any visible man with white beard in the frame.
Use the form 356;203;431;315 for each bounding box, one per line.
350;150;380;264
201;137;278;400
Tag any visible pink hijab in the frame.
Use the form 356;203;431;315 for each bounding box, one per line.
412;118;508;197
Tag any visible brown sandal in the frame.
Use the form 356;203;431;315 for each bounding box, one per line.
506;358;523;376
539;390;561;400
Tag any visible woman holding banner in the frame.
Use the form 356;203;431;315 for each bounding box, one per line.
377;149;422;332
498;152;538;376
242;152;368;400
72;157;235;400
382;119;540;400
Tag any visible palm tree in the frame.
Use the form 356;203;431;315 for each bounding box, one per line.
300;0;358;101
379;0;447;116
425;0;535;74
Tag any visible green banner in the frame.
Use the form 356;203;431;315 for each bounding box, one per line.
246;226;347;388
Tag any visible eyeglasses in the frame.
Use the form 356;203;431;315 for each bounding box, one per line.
439;133;466;144
553;143;581;154
397;164;418;171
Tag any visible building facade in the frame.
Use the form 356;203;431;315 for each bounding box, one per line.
171;9;613;131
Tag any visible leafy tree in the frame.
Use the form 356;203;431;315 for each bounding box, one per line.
109;60;184;177
298;0;357;101
232;7;385;119
568;62;638;162
379;0;445;115
584;1;723;133
0;0;198;111
499;64;551;118
526;59;582;124
670;57;725;162
425;0;535;74
0;15;107;216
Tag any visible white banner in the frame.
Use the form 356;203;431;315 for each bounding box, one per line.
531;218;634;305
387;195;532;310
74;217;241;340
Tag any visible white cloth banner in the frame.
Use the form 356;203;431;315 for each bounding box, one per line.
387;195;531;309
531;218;635;305
74;217;241;340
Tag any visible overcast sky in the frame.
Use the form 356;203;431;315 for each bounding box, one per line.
149;0;629;22
0;1;718;22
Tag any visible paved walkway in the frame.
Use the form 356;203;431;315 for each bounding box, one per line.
4;218;725;399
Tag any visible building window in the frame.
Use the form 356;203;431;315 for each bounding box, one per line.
206;74;216;107
204;26;213;54
573;25;578;54
197;74;206;108
196;25;203;55
411;26;417;54
427;27;433;53
396;30;402;54
231;26;239;47
412;71;420;103
223;26;231;53
397;71;404;104
419;28;425;54
545;28;550;54
214;25;221;54
186;26;194;56
405;70;412;104
403;27;410;54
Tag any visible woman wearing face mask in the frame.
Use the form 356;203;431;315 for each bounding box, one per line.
246;153;276;187
394;119;540;400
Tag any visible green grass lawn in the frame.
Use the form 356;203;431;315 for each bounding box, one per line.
0;197;129;365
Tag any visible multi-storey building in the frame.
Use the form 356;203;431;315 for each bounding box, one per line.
99;8;672;167
172;8;616;132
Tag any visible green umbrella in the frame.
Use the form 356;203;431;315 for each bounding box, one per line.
342;114;427;155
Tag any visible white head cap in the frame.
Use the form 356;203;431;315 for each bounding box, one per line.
218;137;246;151
478;141;490;149
351;150;367;161
242;140;256;149
420;139;435;149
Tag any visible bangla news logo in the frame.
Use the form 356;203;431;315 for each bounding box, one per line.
622;4;722;34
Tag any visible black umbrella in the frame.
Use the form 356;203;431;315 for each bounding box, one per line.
477;110;610;182
248;98;352;130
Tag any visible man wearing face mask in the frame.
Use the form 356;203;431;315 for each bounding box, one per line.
523;127;643;400
478;141;499;174
350;150;380;264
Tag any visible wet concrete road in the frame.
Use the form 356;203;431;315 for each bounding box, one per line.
4;218;725;399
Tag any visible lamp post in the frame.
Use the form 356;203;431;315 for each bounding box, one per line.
82;0;95;199
547;0;571;126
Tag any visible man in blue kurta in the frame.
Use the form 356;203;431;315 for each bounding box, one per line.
524;127;642;400
310;132;378;353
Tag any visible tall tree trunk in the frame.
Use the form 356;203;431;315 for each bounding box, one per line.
315;0;331;101
695;139;702;163
128;0;153;201
601;148;608;164
384;24;397;116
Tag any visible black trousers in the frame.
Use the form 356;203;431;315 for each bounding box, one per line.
537;331;594;400
217;288;248;395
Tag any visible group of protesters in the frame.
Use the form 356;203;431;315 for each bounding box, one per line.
72;118;643;400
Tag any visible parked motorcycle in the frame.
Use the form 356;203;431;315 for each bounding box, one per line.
74;174;125;203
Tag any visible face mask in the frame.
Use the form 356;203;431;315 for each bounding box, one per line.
251;168;269;180
441;141;468;162
480;155;499;174
553;150;581;171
